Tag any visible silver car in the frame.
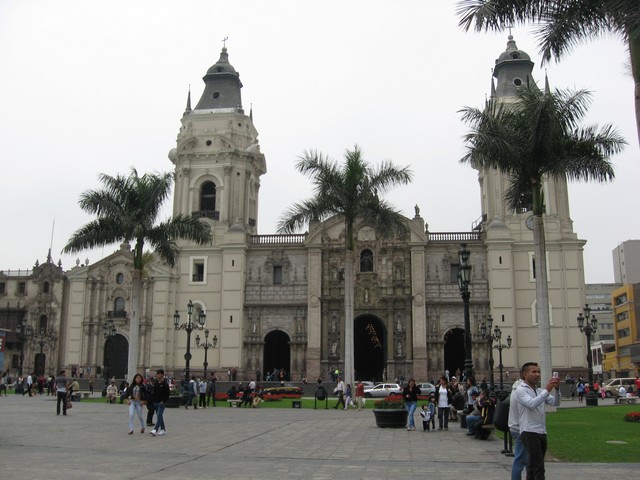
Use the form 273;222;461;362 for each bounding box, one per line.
363;383;402;398
417;382;436;396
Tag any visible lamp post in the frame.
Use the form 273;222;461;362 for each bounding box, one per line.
481;315;496;390
196;329;218;380
16;313;33;376
481;315;512;392
458;243;473;379
174;300;206;382
577;304;598;407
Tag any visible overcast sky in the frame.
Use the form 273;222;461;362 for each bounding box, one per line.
1;1;637;284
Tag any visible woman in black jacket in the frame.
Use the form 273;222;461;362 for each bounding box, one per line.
124;373;148;434
402;378;422;431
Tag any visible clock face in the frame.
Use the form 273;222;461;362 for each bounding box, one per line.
525;215;535;230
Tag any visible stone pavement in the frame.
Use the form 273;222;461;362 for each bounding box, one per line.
0;394;637;479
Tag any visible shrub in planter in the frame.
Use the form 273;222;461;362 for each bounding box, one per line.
623;411;640;423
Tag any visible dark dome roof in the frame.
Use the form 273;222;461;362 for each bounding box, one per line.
206;47;238;75
496;35;531;63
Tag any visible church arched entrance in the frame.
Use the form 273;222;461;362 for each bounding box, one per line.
103;334;128;379
354;315;386;382
263;330;290;381
444;328;465;379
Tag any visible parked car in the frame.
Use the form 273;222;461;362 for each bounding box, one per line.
603;378;636;398
359;381;375;389
417;382;436;397
363;383;402;398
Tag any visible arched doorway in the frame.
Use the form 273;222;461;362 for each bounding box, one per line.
34;353;46;376
354;315;386;382
263;330;290;381
444;328;465;378
103;334;129;379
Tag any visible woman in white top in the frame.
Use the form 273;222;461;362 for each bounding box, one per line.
435;376;454;430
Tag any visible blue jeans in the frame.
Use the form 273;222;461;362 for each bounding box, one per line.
405;401;417;428
511;430;528;480
154;402;166;431
466;414;482;434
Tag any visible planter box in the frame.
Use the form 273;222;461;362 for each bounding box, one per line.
373;409;408;428
165;395;183;408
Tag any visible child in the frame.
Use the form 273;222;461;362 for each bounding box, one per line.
343;384;355;409
424;394;437;431
420;404;431;431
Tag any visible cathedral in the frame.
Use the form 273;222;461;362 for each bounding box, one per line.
0;37;588;383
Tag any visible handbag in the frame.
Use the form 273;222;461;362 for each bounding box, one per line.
66;400;73;409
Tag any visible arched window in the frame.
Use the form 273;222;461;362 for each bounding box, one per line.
39;315;48;333
43;281;50;293
360;249;374;272
200;182;216;211
114;297;126;317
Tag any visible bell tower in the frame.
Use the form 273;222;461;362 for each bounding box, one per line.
168;47;266;372
480;36;585;371
170;46;266;234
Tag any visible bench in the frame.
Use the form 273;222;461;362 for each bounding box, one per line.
70;391;92;401
227;399;242;408
615;395;637;405
477;423;495;440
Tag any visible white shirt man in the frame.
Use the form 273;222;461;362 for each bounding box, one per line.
511;363;561;480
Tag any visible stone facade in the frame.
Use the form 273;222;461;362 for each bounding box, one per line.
1;38;590;383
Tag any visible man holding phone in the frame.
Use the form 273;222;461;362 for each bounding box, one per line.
511;363;561;480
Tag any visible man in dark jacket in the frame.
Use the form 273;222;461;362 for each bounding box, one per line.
150;369;170;436
144;377;155;426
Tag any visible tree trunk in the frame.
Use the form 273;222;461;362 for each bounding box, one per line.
532;215;552;385
343;250;355;386
127;269;141;380
628;32;640;147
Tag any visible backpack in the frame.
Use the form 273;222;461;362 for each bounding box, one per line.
493;395;510;432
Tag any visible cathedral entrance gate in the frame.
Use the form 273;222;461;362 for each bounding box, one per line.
34;353;46;376
354;315;386;382
103;334;128;379
263;330;291;381
444;328;465;379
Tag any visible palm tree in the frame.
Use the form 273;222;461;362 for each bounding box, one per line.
460;84;625;382
278;146;412;385
63;169;211;379
457;0;640;146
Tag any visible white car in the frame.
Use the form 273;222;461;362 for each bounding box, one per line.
363;383;402;398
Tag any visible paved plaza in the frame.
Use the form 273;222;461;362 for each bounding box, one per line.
1;394;638;479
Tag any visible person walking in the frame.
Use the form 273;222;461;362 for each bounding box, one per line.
435;376;454;430
150;369;170;436
144;377;155;426
354;380;365;410
402;378;421;430
511;363;561;480
198;377;207;408
55;370;69;416
333;377;345;409
124;373;148;434
207;372;217;407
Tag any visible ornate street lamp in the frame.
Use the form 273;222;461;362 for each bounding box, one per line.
16;313;33;376
196;329;218;380
174;300;206;382
458;243;473;379
577;304;598;407
481;315;511;391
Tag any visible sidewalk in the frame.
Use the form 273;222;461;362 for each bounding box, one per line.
0;394;637;479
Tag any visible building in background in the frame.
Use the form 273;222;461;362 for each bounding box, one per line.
609;284;640;377
612;240;640;285
1;38;591;383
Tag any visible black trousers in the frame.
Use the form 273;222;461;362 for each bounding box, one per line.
56;391;67;415
437;407;450;429
520;431;547;480
146;402;155;425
